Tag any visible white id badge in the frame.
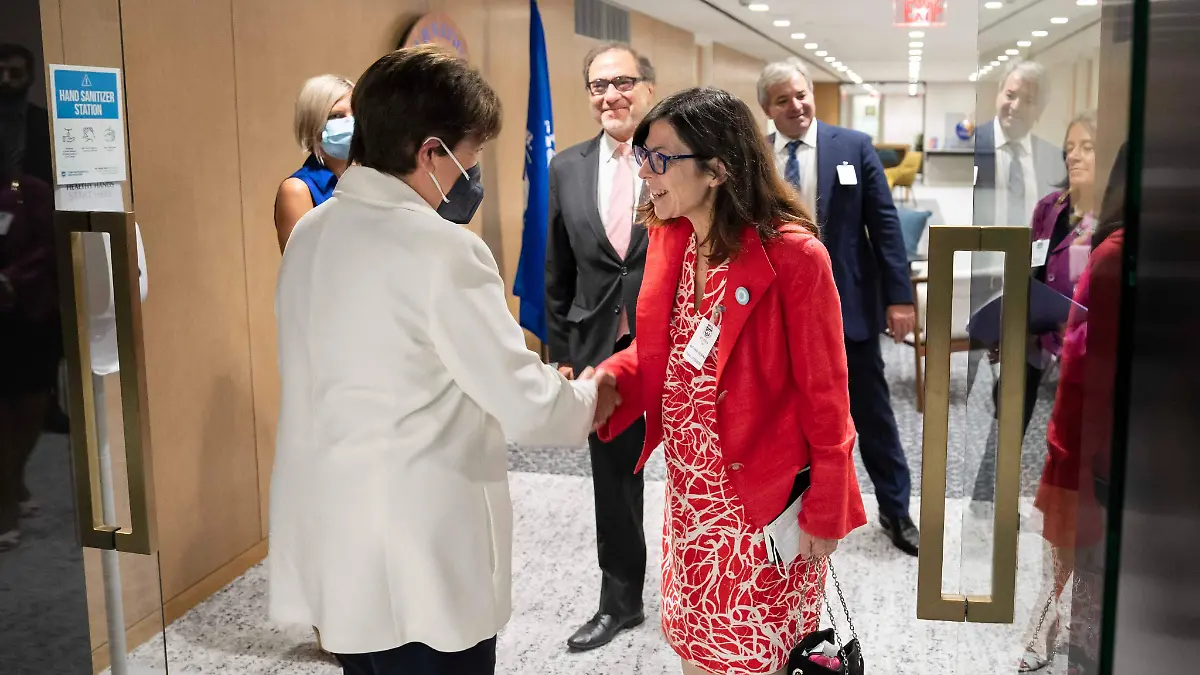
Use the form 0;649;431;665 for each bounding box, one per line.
1031;239;1050;267
683;317;719;370
764;495;804;566
0;211;13;236
836;163;858;186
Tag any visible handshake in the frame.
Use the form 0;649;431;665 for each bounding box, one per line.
558;365;622;431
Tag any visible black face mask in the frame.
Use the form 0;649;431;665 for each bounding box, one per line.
436;162;484;225
0;83;29;104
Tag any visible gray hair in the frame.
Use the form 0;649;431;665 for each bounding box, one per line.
582;43;656;87
757;59;811;109
293;74;354;153
999;60;1048;112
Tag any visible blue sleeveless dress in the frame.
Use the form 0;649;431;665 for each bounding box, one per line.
289;153;338;206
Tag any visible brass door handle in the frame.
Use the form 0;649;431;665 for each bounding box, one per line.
56;210;157;555
916;225;1031;624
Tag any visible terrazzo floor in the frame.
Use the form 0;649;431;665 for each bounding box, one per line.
104;337;1073;674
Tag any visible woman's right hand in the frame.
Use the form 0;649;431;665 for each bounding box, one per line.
799;528;840;559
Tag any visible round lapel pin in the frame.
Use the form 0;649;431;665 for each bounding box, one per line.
735;287;750;306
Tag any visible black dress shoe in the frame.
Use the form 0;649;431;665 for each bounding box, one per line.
880;514;920;556
566;612;645;651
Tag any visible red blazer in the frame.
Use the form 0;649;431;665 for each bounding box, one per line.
597;221;867;540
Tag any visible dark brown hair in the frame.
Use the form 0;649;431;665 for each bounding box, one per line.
582;43;656;87
349;45;502;175
632;87;817;263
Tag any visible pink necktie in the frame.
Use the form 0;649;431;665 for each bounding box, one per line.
607;144;633;338
606;144;633;258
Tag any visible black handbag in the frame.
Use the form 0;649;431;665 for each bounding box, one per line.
786;561;864;675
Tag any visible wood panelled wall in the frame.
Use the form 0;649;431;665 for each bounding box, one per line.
37;0;773;657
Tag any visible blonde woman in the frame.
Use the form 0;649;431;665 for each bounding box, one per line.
274;74;354;251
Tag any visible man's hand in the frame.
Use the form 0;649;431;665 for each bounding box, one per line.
886;304;916;344
580;369;621;431
798;529;840;559
557;363;575;380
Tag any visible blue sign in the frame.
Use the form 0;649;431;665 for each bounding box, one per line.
49;65;127;185
54;69;120;120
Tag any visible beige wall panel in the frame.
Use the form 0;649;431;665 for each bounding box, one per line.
813;82;841;127
230;0;428;536
711;44;766;129
630;13;697;101
118;0;263;600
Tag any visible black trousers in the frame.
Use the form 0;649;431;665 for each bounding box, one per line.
587;335;647;618
972;363;1044;502
334;637;497;675
845;337;912;520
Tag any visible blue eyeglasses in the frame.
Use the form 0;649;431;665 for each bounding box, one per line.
632;145;701;175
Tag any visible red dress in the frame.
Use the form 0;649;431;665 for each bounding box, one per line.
660;238;825;674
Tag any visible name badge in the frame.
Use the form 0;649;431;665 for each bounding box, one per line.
836;162;857;186
683;317;720;370
1031;239;1050;267
0;211;13;236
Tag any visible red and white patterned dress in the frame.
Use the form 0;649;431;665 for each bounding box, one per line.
660;237;825;675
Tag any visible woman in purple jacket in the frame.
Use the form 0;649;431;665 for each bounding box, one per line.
972;111;1097;502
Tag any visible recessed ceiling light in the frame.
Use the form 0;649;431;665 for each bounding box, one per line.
1032;30;1049;37
909;30;925;38
805;43;818;49
984;1;1003;8
990;60;1001;66
969;74;978;82
815;50;828;56
1017;40;1032;47
837;65;848;72
824;56;836;62
747;3;770;11
998;55;1010;61
910;41;924;48
790;32;806;40
910;55;922;62
909;49;923;55
832;61;843;67
1006;49;1020;55
1050;17;1069;24
1077;0;1098;5
774;19;791;27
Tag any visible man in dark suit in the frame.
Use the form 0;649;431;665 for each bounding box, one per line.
545;43;654;650
973;60;1064;228
758;59;920;556
0;44;53;186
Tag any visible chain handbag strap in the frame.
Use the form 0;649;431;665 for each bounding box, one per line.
1023;592;1055;657
824;560;858;644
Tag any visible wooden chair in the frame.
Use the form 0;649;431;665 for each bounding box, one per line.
905;261;972;412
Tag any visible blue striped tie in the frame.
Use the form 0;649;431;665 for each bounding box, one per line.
784;139;805;195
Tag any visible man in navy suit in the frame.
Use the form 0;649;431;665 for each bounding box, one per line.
758;59;920;555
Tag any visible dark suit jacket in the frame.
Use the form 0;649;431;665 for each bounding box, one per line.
22;104;53;187
973;119;1064;226
545;133;647;369
770;124;914;341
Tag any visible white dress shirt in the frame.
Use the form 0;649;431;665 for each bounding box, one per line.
596;132;641;233
270;166;597;655
993;118;1038;227
774;120;820;216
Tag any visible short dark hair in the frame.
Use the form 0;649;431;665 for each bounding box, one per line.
0;44;36;73
582;43;655;88
632;87;817;264
349;45;502;176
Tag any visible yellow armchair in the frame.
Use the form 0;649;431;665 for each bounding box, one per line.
885;151;922;204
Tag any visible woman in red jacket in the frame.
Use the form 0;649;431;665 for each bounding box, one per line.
594;87;866;675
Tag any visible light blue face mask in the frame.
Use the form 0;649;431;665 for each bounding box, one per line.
320;116;354;160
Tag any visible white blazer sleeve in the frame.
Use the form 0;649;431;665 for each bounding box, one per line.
429;234;597;447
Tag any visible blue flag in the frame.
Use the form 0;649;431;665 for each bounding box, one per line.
514;0;555;344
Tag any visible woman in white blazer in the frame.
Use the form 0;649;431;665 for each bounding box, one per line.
270;46;602;675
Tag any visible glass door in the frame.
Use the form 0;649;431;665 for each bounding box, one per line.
0;1;169;669
913;0;1138;674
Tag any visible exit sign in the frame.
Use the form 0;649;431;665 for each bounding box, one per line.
895;0;946;26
